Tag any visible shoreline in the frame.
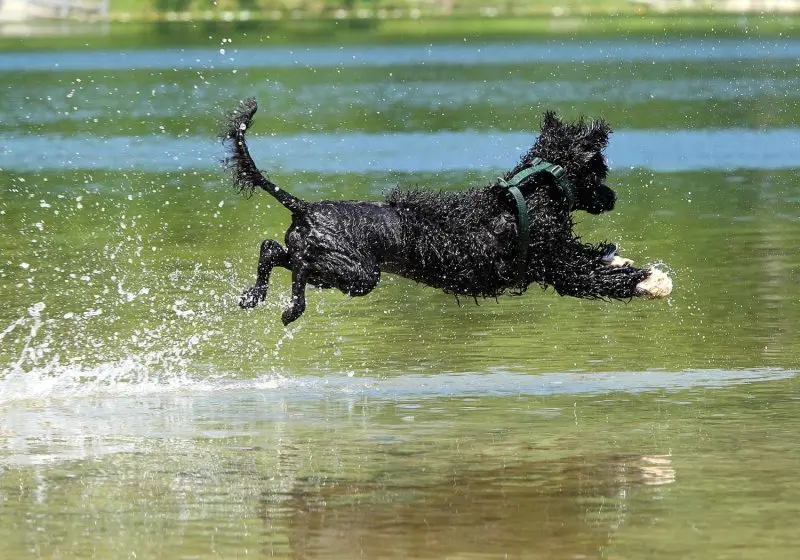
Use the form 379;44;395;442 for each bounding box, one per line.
1;13;798;52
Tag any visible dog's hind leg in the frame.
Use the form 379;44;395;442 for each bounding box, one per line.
281;262;311;326
240;239;290;309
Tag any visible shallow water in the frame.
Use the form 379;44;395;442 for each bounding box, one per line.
2;37;800;559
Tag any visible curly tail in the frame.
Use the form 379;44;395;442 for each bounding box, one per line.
220;98;307;214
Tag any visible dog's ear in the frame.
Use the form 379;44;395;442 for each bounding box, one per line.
541;111;562;133
580;118;612;155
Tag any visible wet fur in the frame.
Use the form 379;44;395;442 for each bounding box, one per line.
221;98;670;325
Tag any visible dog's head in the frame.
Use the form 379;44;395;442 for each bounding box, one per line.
518;111;615;214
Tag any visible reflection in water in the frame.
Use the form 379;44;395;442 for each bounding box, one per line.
0;439;674;559
274;454;674;559
640;455;676;486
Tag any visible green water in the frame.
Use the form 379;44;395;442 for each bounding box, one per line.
2;38;800;558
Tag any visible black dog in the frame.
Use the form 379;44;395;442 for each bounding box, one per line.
222;98;671;325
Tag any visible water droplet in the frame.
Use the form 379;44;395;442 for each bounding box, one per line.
28;302;46;317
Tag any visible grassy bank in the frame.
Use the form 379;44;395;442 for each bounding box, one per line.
1;12;798;52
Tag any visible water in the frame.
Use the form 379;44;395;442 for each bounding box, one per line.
4;129;800;173
2;37;800;559
2;39;800;72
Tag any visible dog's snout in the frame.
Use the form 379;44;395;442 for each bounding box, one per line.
597;184;616;212
602;184;616;204
581;184;616;214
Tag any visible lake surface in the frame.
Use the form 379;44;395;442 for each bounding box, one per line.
2;38;800;559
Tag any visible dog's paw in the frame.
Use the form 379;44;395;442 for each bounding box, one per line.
636;268;673;299
607;255;635;268
239;285;267;309
281;300;306;325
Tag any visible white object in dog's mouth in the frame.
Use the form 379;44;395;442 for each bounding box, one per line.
637;268;673;299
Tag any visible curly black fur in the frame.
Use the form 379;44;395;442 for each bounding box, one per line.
221;98;661;325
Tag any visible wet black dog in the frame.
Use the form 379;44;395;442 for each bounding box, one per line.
222;98;671;325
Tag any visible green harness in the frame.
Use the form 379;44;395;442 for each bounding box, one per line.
494;157;575;289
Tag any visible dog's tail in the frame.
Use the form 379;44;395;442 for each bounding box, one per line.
220;98;307;214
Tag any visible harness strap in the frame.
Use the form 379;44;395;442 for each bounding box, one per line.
516;157;575;209
495;158;576;289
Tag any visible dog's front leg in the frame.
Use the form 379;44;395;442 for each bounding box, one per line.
596;244;672;297
240;239;290;309
281;262;311;325
548;240;671;300
594;243;672;299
